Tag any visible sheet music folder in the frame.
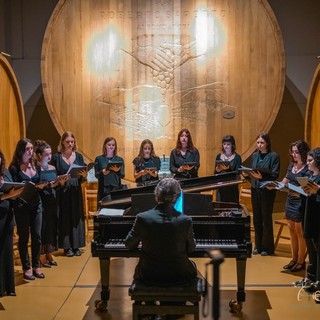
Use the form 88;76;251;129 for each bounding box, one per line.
98;208;125;217
67;164;86;178
106;161;123;169
0;181;25;193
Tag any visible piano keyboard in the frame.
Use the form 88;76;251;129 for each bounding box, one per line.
101;239;238;251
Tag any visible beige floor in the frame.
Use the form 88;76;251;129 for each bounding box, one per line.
1;220;320;320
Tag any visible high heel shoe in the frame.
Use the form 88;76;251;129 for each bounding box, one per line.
290;262;306;272
40;254;51;268
46;253;58;266
283;260;296;270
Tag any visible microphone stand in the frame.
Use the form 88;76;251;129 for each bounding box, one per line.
207;250;224;320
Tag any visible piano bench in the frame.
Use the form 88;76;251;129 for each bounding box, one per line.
128;277;204;320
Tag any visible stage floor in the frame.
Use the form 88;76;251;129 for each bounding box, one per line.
1;224;320;319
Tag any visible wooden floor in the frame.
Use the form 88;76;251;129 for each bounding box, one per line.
1;218;320;320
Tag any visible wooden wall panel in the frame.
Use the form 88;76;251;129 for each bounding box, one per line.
0;53;25;163
41;0;285;181
305;63;320;148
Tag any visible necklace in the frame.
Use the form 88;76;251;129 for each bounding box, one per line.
292;164;304;174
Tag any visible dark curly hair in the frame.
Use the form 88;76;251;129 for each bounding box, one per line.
289;140;310;164
308;148;320;171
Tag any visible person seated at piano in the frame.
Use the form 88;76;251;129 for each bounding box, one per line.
125;177;197;288
170;128;200;179
94;137;125;203
245;132;280;256
133;139;161;186
214;135;242;202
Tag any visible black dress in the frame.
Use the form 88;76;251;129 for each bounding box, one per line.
51;153;86;250
0;170;15;296
214;153;242;202
38;169;58;253
284;163;309;222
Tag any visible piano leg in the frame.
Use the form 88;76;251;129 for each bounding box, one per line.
229;257;246;313
94;257;110;312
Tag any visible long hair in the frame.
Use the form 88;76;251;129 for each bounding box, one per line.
308;148;320;171
136;139;157;164
0;149;6;177
289;140;310;164
221;135;236;153
102;137;117;156
10;138;36;168
175;128;195;151
57;131;77;152
256;132;272;153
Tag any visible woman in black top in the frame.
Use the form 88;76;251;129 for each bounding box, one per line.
9;139;46;280
94;137;125;203
214;135;242;202
278;140;309;272
248;132;280;256
51;131;87;257
170;129;200;179
299;148;320;291
0;149;20;295
133;139;161;186
34;140;62;267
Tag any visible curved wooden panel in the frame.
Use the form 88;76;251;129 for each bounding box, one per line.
305;63;320;148
41;0;285;180
0;53;26;162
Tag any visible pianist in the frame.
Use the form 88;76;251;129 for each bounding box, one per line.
125;178;197;286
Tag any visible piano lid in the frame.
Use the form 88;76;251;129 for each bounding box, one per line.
99;171;243;208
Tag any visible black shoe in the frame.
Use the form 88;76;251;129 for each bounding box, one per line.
290;262;305;272
65;248;74;257
23;272;35;281
73;248;82;256
252;248;260;255
304;282;320;293
33;270;45;279
49;260;58;266
7;292;16;296
283;260;296;270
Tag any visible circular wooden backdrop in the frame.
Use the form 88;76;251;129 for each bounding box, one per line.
0;54;25;162
41;0;285;180
305;63;320;148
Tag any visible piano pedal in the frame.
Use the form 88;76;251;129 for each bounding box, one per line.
229;299;242;313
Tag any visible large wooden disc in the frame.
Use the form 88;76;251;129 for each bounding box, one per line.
0;53;25;162
41;0;285;180
305;63;320;148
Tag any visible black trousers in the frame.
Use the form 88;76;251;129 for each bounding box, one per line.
14;199;42;270
251;187;276;254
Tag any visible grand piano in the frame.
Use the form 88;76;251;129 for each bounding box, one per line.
91;172;251;312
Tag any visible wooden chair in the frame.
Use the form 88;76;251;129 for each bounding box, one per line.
239;184;254;231
84;186;98;233
274;218;290;250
